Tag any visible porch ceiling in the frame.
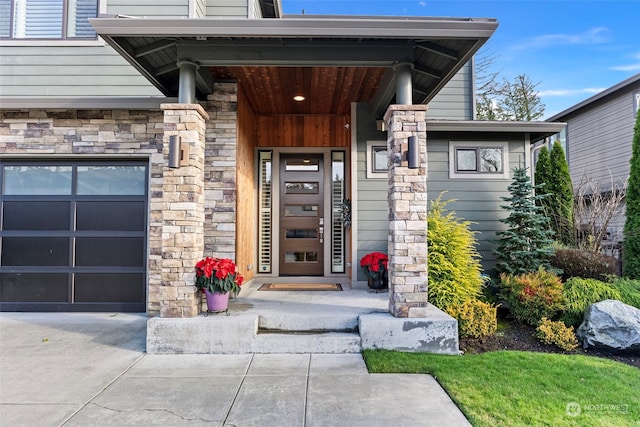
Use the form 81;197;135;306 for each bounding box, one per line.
90;15;498;117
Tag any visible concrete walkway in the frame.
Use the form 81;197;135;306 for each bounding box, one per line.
0;313;471;426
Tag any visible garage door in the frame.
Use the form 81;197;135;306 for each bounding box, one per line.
0;160;148;312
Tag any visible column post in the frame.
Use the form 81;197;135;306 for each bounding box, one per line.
384;104;429;318
158;103;209;317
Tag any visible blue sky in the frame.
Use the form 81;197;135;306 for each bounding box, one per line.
282;0;640;119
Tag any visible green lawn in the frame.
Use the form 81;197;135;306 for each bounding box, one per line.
363;350;639;426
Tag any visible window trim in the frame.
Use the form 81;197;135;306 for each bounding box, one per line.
366;140;388;179
449;141;510;180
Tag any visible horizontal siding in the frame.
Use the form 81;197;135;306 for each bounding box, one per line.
566;86;638;188
425;62;473;120
0;45;160;97
426;137;525;270
206;0;248;17
106;0;189;17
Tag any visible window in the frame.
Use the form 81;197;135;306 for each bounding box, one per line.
366;141;388;178
449;142;510;179
0;0;99;40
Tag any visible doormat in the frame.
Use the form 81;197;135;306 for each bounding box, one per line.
258;283;343;291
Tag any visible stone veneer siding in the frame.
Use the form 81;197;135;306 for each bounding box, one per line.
384;105;429;318
203;83;238;259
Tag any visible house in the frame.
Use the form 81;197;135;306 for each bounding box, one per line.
546;73;640;245
0;0;563;352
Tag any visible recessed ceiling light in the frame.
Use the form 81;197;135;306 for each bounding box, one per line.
293;95;305;102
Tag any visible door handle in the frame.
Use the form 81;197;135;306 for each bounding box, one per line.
319;226;324;243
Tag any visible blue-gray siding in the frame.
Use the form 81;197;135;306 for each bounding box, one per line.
425;61;473;120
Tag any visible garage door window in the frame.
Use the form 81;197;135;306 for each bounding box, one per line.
0;161;148;312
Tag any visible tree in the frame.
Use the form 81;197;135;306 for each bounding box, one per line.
497;74;545;121
624;111;640;278
474;51;505;120
534;146;551;197
476;71;545;121
494;167;556;275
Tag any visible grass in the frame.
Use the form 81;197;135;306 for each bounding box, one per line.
363;349;640;427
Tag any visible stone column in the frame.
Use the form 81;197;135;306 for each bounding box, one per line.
384;105;429;318
158;103;209;317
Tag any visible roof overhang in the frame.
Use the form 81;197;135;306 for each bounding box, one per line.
426;120;567;142
90;15;498;114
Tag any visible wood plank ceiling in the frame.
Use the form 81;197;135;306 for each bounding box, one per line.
210;66;386;115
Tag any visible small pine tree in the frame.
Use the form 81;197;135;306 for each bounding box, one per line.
427;194;484;311
494;167;555;275
548;141;575;245
624;111;640;278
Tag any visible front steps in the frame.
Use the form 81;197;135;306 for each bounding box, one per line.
147;305;459;355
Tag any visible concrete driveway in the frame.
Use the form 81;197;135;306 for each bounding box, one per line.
0;313;470;426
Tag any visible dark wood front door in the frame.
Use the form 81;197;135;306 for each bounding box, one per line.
279;153;324;275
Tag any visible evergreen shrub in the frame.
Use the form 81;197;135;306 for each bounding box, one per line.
611;278;640;308
446;299;498;338
551;248;617;282
561;278;622;327
427;194;484;311
536;317;578;351
499;269;563;325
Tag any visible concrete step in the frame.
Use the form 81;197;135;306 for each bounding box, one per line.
252;331;361;353
257;313;359;332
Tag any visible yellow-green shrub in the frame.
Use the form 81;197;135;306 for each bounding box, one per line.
447;299;498;338
427;194;484;311
535;317;578;351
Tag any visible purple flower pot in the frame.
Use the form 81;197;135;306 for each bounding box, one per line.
205;290;230;312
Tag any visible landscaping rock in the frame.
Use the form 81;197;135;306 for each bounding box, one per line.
577;300;640;354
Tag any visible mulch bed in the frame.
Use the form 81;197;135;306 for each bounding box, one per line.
459;319;640;369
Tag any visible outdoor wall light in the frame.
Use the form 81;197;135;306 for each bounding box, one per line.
168;135;181;168
407;136;419;169
293;95;305;102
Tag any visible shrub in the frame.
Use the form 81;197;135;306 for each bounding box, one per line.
623;111;640;278
427;194;484;311
447;299;498;339
611;278;640;308
499;269;564;325
561;278;622;327
551;248;617;282
536;318;579;351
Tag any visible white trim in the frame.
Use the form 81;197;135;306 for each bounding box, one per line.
448;141;510;180
366;140;388;179
0;39;106;47
350;102;359;282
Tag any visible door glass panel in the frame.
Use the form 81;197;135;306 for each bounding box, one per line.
331;151;346;273
3;165;72;195
75;237;144;267
285;182;319;194
284;252;318;263
258;151;272;273
77;166;146;195
285;158;320;172
285;229;318;239
0;273;68;302
3;201;70;230
76;201;145;231
284;205;318;217
1;237;69;266
75;273;144;303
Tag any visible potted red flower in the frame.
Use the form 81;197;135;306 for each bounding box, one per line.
195;257;244;312
359;251;388;291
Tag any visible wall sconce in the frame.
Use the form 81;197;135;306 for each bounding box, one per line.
407;135;419;169
168;135;189;168
168;135;181;168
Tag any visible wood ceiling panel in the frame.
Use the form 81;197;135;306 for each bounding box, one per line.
211;66;386;115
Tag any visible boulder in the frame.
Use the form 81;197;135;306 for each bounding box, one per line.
577;299;640;354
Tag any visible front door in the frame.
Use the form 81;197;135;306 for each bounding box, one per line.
279;153;324;275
